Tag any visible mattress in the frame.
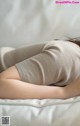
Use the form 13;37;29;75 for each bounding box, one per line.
0;97;80;126
0;0;80;126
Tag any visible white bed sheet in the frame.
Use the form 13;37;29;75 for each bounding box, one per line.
0;97;80;126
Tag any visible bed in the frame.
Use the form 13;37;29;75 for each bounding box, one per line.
0;0;80;125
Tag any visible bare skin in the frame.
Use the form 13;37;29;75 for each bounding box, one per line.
0;66;80;99
63;79;80;99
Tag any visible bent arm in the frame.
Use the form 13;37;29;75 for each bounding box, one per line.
63;79;80;99
0;79;65;99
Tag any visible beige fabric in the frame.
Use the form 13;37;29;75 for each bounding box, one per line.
14;40;80;86
0;42;46;72
0;40;80;86
0;47;15;72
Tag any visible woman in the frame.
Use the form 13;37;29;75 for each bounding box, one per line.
0;37;80;99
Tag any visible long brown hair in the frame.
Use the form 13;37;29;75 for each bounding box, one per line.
54;36;80;46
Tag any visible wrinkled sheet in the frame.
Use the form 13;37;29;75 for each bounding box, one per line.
0;0;80;126
0;0;80;47
0;97;80;126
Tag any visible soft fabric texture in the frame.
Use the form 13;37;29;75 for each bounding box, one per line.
0;47;15;72
0;97;80;126
0;0;80;47
1;40;80;87
15;40;80;86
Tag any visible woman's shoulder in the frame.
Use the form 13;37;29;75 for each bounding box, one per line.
42;40;80;53
44;40;80;48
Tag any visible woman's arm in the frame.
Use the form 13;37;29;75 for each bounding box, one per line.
63;79;80;99
0;66;65;99
1;65;80;99
1;74;80;100
0;79;65;99
1;78;80;99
